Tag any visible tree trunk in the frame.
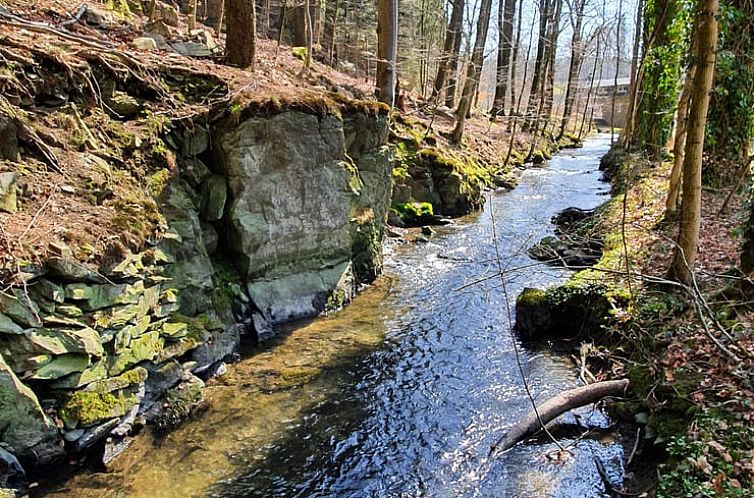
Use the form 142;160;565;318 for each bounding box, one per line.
215;0;225;36
666;52;697;214
226;0;257;69
321;0;340;66
557;0;586;140
669;0;718;285
491;380;630;455
541;0;563;121
304;0;313;67
619;0;644;147
523;0;552;130
376;0;398;105
578;29;604;138
432;0;465;102
444;0;466;108
610;0;624;144
490;0;517;118
450;0;493;144
509;0;523;113
187;0;197;31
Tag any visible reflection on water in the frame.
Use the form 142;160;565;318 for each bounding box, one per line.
41;135;620;498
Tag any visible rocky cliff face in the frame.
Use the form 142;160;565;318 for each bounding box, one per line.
214;107;391;323
0;98;392;483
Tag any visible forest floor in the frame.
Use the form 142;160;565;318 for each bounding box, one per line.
0;0;554;273
574;151;754;497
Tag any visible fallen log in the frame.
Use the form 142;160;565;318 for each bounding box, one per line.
490;379;630;455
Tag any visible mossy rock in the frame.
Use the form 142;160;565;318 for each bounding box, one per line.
154;374;204;430
59;390;136;428
514;282;614;341
392;202;435;226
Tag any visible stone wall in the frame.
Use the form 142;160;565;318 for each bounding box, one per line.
0;101;393;487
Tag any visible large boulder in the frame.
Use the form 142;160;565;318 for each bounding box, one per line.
514;284;613;341
214;107;391;324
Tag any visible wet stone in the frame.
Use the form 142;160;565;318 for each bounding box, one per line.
30;353;90;380
0;291;41;328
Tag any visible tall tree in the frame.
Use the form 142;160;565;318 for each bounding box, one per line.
450;0;494;143
490;0;517;117
557;0;587;139
666;34;698;215
321;0;340;66
508;0;524;113
523;0;553;130
432;0;465;103
618;0;644;147
226;0;257;69
540;0;563;120
187;0;197;31
445;0;466;107
376;0;399;105
610;0;624;144
669;0;719;284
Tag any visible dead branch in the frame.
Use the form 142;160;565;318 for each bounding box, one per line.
490;379;630;455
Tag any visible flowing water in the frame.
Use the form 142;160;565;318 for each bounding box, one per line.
41;134;623;498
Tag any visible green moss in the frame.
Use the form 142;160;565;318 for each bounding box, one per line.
147;168;172;198
59;390;135;428
155;376;205;430
291;47;308;62
392;201;434;224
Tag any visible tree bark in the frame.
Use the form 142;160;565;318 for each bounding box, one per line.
444;0;466;108
187;0;197;32
610;0;624;144
450;0;493;143
523;0;553;130
226;0;257;69
304;0;313;67
541;0;563;120
669;0;718;285
376;0;398;105
491;380;630;455
619;0;644;148
557;0;586;140
432;0;465;102
666;55;697;214
509;0;523;113
490;0;517;118
321;0;340;66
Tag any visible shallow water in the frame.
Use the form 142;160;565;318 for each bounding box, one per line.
41;134;622;498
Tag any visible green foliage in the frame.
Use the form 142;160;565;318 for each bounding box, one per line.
659;413;754;498
634;0;691;158
706;0;754;177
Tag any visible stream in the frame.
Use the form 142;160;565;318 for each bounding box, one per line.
41;134;622;498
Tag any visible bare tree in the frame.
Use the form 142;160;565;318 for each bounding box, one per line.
557;0;587;139
450;0;494;143
376;0;399;105
226;0;257;69
432;0;465;103
490;0;517;118
666;36;698;215
188;0;197;32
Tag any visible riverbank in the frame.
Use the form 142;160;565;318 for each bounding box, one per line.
516;145;754;496
35;133;621;498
